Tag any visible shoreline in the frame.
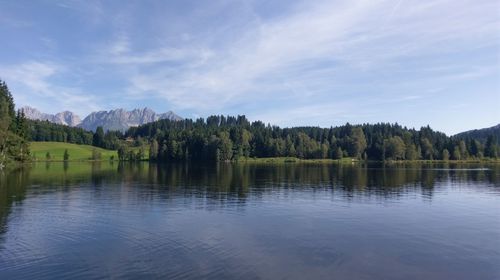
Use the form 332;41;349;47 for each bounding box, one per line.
24;157;500;164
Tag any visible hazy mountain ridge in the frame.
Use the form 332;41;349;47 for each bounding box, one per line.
21;106;82;127
454;124;500;143
21;106;182;132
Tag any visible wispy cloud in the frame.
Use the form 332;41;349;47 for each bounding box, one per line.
0;61;102;115
116;0;498;113
55;0;104;25
0;0;498;133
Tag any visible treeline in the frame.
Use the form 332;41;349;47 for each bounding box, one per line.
0;80;30;166
28;119;93;145
126;115;499;162
27;120;124;150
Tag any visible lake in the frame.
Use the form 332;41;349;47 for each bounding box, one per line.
0;162;499;279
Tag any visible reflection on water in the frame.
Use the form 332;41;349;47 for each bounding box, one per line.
0;162;499;279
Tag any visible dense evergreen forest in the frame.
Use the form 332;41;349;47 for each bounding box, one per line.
28;120;93;145
27;114;499;162
127;116;499;162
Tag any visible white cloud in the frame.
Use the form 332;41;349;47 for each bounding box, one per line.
118;0;498;113
0;61;101;115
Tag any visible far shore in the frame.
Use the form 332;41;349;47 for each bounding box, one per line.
24;157;500;164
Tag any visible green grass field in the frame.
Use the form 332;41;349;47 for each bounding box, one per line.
30;142;118;161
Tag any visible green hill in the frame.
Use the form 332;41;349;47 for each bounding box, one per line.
454;124;500;144
30;142;117;161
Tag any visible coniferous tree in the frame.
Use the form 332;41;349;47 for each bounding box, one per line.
0;80;30;165
93;127;105;148
485;136;498;158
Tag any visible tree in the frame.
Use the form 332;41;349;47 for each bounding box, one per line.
348;127;367;159
149;139;159;161
452;146;461;160
46;152;51;160
15;110;29;139
321;142;329;159
286;135;296;157
63;149;69;161
241;129;252;158
469;139;482;158
405;144;419;160
459;140;468;160
334;147;343;160
217;132;233;161
92;126;105;148
384;136;405;160
117;145;127;161
442;149;450;161
485;136;498;158
421;138;433;160
0;80;30;165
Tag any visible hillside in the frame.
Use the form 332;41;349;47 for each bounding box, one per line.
454;124;500;144
30;142;117;161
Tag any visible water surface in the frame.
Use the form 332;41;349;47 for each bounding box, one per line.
1;162;499;279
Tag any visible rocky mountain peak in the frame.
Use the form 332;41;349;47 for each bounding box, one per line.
21;106;82;127
22;106;182;132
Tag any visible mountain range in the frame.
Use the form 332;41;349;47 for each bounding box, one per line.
21;106;182;132
21;106;82;127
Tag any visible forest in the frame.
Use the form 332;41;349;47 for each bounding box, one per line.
126;115;499;162
1;79;499;164
28;113;500;163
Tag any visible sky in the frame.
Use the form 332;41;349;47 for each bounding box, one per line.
0;0;499;135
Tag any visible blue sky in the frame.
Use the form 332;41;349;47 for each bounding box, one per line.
0;0;498;135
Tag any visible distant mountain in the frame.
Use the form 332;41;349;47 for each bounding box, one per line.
454;124;500;143
21;106;82;127
79;108;182;132
21;106;182;132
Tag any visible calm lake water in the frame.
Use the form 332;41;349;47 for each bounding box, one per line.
0;162;499;279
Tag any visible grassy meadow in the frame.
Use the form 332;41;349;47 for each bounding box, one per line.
30;142;118;161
